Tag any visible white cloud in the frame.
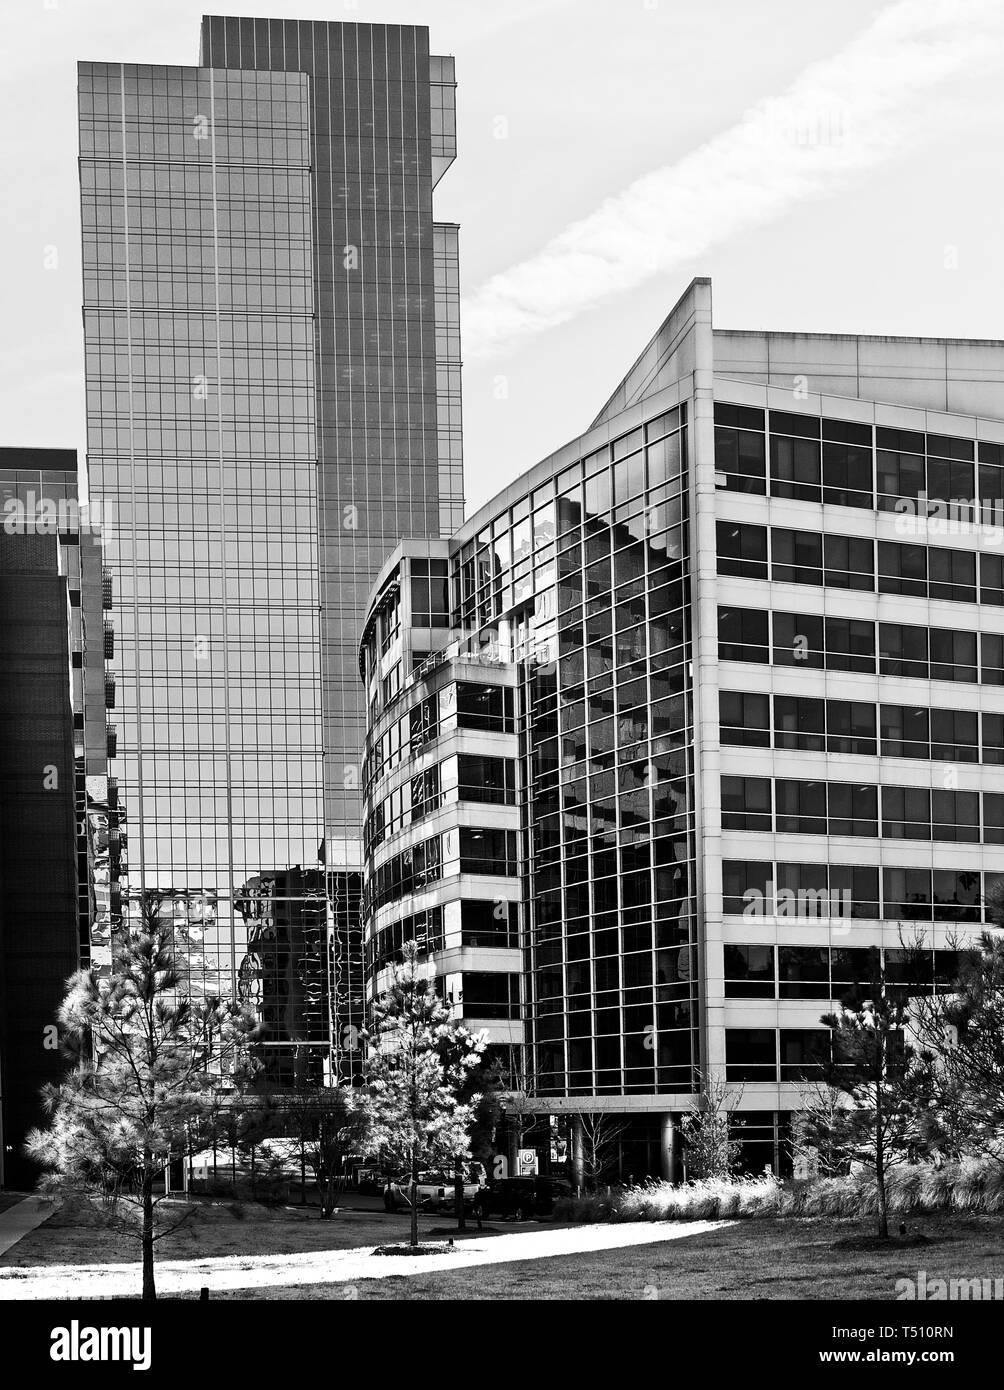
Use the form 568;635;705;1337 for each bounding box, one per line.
464;0;1004;359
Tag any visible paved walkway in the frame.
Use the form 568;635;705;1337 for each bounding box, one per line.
0;1219;727;1299
0;1197;61;1259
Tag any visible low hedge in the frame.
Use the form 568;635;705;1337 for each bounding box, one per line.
552;1161;1004;1224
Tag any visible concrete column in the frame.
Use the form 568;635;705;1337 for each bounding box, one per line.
506;1117;519;1176
570;1114;585;1192
659;1112;679;1185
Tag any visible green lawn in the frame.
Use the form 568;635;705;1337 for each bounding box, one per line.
201;1213;1004;1301
5;1198;1002;1300
0;1196;501;1270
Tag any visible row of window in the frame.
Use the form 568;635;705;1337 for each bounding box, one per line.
724;943;959;998
367;905;443;976
365;901;520;977
726;1028;843;1083
722;774;1004;842
718;521;1004;605
720;690;1004;763
718;605;1004;684
723;858;993;922
453;971;521;1020
364;754;516;855
714;402;1004;513
365;828;519;913
363;682;516;790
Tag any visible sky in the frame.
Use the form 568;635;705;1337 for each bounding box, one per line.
1;0;1003;516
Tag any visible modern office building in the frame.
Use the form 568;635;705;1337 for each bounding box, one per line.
359;277;1004;1179
79;16;463;1081
0;447;112;1187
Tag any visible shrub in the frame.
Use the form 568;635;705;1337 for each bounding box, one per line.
553;1160;1004;1225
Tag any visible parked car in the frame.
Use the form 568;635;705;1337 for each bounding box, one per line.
353;1165;384;1194
480;1176;574;1221
383;1171;482;1213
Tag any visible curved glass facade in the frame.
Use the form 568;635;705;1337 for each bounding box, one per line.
360;397;700;1109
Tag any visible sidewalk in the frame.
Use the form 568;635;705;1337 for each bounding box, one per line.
0;1218;727;1300
0;1196;61;1259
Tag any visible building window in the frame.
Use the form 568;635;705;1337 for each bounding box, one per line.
772;611;823;669
880;704;930;760
460;972;520;1020
770;435;822;502
719;690;770;747
718;606;769;663
778;948;831;1000
459;827;518;875
880;623;928;679
822;418;873;507
827;699;876;755
980;552;1004;606
775;778;826;834
717;521;767;580
983;712;1004;763
721;776;772;831
877;541;927;598
770;529;823;586
930;708;978;762
824;615;875;673
880;784;930;840
715;405;765;491
726;1029;776;1082
457;754;515;805
779;1029;827;1080
410;558;450;626
462;899;517;947
724;944;775;997
456;682;515;732
931;628;976;682
928;547;976;603
774;694;825;751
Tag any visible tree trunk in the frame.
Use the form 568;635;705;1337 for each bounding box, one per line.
454;1158;466;1232
410;1155;419;1248
875;1071;889;1240
142;1170;156;1302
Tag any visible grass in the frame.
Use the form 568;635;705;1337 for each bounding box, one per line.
5;1195;1002;1301
0;1195;495;1271
197;1212;1004;1301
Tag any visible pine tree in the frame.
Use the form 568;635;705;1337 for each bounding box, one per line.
819;959;928;1239
366;942;484;1247
910;929;1004;1164
26;894;259;1299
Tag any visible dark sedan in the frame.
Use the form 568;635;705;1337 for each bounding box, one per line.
478;1176;574;1221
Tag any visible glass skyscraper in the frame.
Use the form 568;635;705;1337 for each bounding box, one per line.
79;17;462;1082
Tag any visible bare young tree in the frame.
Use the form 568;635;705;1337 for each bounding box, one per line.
679;1069;745;1180
575;1112;629;1189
